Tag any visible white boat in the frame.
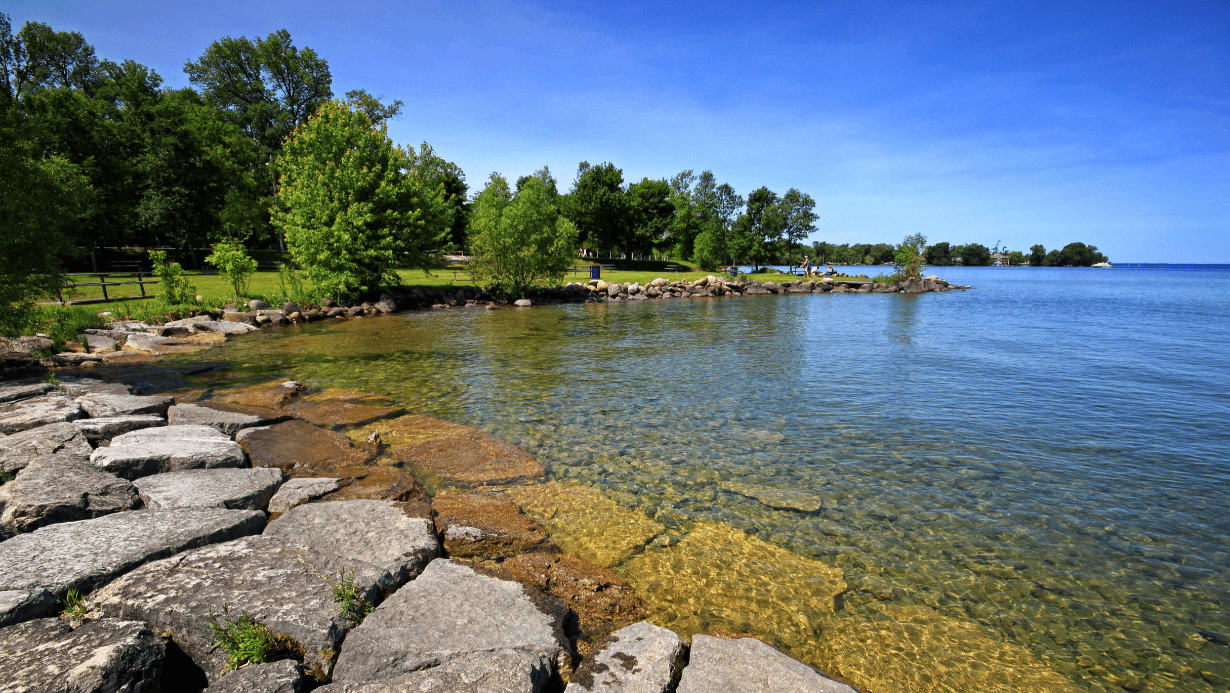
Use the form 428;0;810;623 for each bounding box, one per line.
1092;262;1112;268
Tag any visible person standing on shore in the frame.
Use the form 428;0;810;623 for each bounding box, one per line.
801;255;812;278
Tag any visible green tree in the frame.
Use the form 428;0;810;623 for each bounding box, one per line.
925;242;951;266
406;141;469;252
780;188;817;269
273;100;446;300
1008;250;1025;266
469;174;578;298
1057;242;1106;266
961;243;992;266
1043;249;1061;266
342;88;403;127
1028;244;1047;266
566;161;628;256
626;177;675;259
206;239;257;297
894;233;928;278
739;187;786;269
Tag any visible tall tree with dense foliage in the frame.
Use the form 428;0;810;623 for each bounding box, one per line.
626;177;675;259
925;242;952;266
1029;244;1047;266
566;162;628;255
739;187;786;269
780;188;817;268
469;174;578;298
273;100;446;299
407;141;470;252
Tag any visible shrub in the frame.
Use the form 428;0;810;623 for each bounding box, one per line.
206;240;257;297
468;174;578;298
277;263;316;308
149;251;196;305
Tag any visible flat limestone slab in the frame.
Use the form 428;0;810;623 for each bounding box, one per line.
72;415;166;446
87;534;388;683
239;420;374;473
381;414;544;485
0;395;84;435
0;617;164;693
193;320;256;335
0;382;54;404
331;559;570;684
675;635;858;693
168;402;286;435
267;477;339;514
134;467;284;510
90;425;246;480
264;499;438;585
0;508;264;627
0;453;137;533
76;393;174;418
56;377;131;397
566;621;687;693
316;651;552;693
206;658;305;693
0;421;92;473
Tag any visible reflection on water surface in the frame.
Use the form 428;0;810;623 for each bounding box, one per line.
158;267;1230;693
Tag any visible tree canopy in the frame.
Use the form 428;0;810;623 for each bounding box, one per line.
469;174;578;297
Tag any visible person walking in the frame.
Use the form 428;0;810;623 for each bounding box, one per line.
801;255;812;278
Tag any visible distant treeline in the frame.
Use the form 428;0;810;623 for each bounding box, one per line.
806;241;1109;267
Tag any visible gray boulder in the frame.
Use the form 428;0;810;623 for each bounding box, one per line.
0;453;138;533
900;277;924;294
0;508;264;627
50;352;104;366
90;425;246;480
249;299;271;311
195;320;256;335
222;311;257;325
0;617;164;693
331;559;570;684
317;651;552;693
264;499;439;586
56;377;131;398
206;658;304;693
76;393;174;418
72;415;166;446
267;477;339;514
7;335;53;353
87;534;387;683
0;421;92;474
134;467;284;510
0;382;54;404
0;395;84;435
744;286;770;295
675;635;857;693
168;402;287;435
282;301;301;315
566;621;687;693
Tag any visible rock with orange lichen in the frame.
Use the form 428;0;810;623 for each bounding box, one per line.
432;490;556;558
209;380;306;410
356;414;544;486
284;390;403;427
502;484;663;568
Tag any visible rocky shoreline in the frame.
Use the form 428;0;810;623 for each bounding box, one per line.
0;373;863;692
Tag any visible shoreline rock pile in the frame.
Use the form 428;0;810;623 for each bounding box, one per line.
0;375;860;692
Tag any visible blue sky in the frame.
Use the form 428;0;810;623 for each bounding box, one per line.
10;0;1229;262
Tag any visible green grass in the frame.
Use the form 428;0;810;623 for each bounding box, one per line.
61;589;87;618
330;569;372;625
207;606;303;671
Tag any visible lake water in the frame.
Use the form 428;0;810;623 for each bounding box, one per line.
159;265;1230;693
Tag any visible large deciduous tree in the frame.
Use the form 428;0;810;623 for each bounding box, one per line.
780;188;817;268
565;161;628;256
469;174;578;298
273;101;446;300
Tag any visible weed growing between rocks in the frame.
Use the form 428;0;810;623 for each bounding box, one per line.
0;469;13;485
330;569;373;625
60;589;87;618
43;371;58;386
207;605;304;671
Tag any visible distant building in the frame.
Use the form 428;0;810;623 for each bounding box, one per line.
991;252;1009;266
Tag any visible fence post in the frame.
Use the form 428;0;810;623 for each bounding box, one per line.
99;274;109;301
138;269;146;297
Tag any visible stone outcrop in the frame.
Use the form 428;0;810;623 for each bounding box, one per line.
90;425;246;480
206;658;305;693
566;621;687;693
284;395;403;428
675;635;858;693
318;651;553;693
0;617;165;693
0;382;54;403
264;499;439;586
133;467;284;510
0;508;264;627
0;394;84;434
194;319;257;335
86;534;389;682
330;559;571;684
76;393;175;418
168;402;287;435
56;377;131;397
239;420;374;473
0;421;93;473
0;453;138;533
432;490;556;558
80;333;119;353
267;477;339;514
72;414;166;446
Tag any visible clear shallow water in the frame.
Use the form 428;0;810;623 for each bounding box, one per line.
162;266;1230;692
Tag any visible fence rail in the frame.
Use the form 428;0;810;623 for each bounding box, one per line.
44;272;159;306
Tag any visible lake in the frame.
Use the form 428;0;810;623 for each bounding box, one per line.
157;264;1230;693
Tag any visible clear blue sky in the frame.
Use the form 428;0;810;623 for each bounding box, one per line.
10;0;1229;262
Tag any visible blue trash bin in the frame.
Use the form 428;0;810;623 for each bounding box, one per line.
589;265;601;280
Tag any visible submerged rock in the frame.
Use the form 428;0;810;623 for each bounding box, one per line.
503;483;664;568
0;617;165;693
330;559;571;684
0;395;84;435
382;414;545;485
133;467;284;510
266;477;339;514
0;453;138;533
432;490;556;559
0;421;93;473
90;425;246;480
284;397;403;428
239;420;374;473
676;635;857;693
206;658;305;693
0;508;264;627
566;621;687;693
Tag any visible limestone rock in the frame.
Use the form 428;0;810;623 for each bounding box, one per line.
282;301;301;315
7;335;52;353
267;477;339;514
317;651;552;693
433;490;555;559
0;617;164;693
168;402;287;435
676;635;857;693
87;534;387;683
0;421;92;473
134;467;284;510
0;508;264;627
900;277;924;294
76;393;174;418
331;559;571;684
249;299;271;311
566;621;687;693
195;319;256;335
222;311;256;325
744;286;770;295
0;382;54;403
265;499;439;586
284;398;403;428
49;352;104;366
206;659;305;693
514;298;532;307
389;420;544;485
241;419;374;471
56;377;131;397
90;425;246;480
0;395;84;435
72;415;166;446
0;453;138;533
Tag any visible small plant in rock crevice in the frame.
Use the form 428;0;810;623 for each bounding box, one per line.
295;554;373;625
0;469;13;485
43;371;59;386
61;589;87;618
207;605;303;671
